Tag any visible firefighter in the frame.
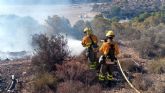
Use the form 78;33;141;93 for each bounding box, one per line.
98;30;120;81
82;27;98;70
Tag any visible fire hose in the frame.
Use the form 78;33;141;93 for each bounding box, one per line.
117;60;141;93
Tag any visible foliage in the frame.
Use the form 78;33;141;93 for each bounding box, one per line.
92;0;164;19
46;15;72;34
46;15;82;39
91;12;165;58
31;34;69;72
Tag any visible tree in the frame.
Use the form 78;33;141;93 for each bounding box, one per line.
46;15;72;35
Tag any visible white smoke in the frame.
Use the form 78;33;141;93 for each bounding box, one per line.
0;15;85;59
0;0;71;5
67;37;85;56
0;15;44;52
0;1;95;59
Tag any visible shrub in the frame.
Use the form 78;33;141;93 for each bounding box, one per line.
132;24;165;59
120;59;135;71
120;58;145;73
46;15;72;35
31;34;69;72
132;74;153;91
132;39;156;59
56;60;98;85
134;12;151;22
57;81;102;93
147;58;165;74
33;72;57;92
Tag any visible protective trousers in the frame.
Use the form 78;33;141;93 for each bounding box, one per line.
86;47;97;69
99;57;114;81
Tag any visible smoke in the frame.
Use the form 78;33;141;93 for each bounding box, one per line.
0;0;97;5
0;14;85;59
0;0;71;5
45;15;85;56
67;37;85;56
0;1;94;59
0;15;44;52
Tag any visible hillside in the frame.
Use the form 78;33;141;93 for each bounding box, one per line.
0;43;165;93
0;1;165;92
92;0;165;19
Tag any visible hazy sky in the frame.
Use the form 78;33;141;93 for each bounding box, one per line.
0;0;70;5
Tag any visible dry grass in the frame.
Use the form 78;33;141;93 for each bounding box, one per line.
57;81;102;93
147;58;165;74
33;72;57;91
120;59;135;71
55;60;98;85
132;74;153;91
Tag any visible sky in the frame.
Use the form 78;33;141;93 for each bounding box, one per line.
0;0;71;5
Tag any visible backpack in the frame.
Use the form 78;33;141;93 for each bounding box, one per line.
107;42;117;62
89;35;98;49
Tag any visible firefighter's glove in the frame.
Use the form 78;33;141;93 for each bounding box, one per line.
99;55;105;64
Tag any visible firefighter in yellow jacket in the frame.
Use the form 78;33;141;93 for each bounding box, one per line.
82;27;98;69
98;30;120;81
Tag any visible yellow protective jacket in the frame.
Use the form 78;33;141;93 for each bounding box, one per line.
82;34;98;48
99;41;119;56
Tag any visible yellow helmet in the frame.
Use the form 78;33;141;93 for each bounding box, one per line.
106;30;115;37
84;27;92;35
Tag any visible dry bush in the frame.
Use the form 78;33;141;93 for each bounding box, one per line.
122;54;132;58
131;24;165;59
75;50;88;64
33;72;57;92
132;74;153;91
57;81;84;93
147;58;165;74
115;23;141;41
132;39;165;59
56;61;88;80
120;59;135;71
31;34;69;72
56;60;98;85
57;80;102;93
31;34;69;92
145;74;165;93
120;59;144;73
91;14;165;59
150;83;165;93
